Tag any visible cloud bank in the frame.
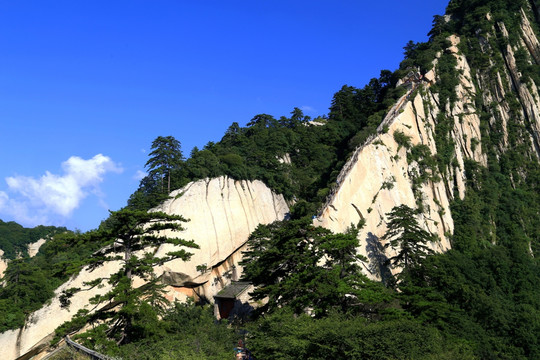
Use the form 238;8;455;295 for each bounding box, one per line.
0;154;122;227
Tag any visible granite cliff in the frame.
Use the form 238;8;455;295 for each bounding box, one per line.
0;177;288;359
1;2;539;359
317;6;540;278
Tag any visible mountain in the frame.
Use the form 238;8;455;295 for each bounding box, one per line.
0;221;67;279
317;9;540;278
1;0;539;359
0;178;288;359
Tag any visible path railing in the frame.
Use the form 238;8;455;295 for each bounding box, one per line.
65;335;111;360
316;84;419;219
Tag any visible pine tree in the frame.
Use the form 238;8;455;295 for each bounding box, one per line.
241;218;387;317
383;205;438;274
145;136;184;194
63;209;198;345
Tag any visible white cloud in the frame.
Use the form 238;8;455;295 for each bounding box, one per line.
133;170;147;181
0;154;122;226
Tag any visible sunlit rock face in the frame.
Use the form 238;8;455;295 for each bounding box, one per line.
0;250;7;279
27;238;46;258
316;10;540;279
152;177;289;302
0;177;288;360
0;261;121;360
315;89;455;279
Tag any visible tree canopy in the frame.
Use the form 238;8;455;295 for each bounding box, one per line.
61;209;198;345
145;135;184;194
241;218;389;317
382;205;438;276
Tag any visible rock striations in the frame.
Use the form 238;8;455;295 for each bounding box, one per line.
0;177;288;360
152;177;289;302
316;6;540;279
1;5;539;360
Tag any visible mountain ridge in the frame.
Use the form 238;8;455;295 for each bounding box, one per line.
1;1;539;358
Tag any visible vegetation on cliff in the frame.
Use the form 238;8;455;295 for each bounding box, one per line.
0;220;66;259
1;0;540;359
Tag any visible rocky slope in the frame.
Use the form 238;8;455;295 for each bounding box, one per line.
316;6;540;278
27;239;47;258
1;4;538;359
0;177;288;360
0;250;7;280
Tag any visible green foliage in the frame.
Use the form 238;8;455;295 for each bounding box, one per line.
393;130;412;151
0;220;66;259
0;260;56;330
407;144;440;184
47;347;92;360
241;218;390;317
64;209;198;345
74;301;237;360
145;135;185;195
403;244;540;359
0;230;104;332
514;46;540;85
247;309;476;360
382;205;439;283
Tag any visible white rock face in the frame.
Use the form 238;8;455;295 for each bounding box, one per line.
0;330;19;360
315;91;454;279
520;8;540;64
27;239;47;258
0;176;288;360
153;177;289;301
0;249;8;279
315;20;540;278
0;261;121;360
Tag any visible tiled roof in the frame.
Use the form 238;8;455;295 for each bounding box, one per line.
214;281;251;299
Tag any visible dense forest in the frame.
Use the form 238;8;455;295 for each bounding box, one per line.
0;220;66;259
1;0;540;359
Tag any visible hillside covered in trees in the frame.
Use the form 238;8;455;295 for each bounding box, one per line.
1;0;540;359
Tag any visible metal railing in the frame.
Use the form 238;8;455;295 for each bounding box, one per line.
65;335;111;360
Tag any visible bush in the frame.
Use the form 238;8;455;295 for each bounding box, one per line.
393;130;412;151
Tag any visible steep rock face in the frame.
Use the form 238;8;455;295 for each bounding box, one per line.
316;6;540;278
153;176;289;301
0;249;7;280
315;89;455;278
494;18;540;156
0;176;288;360
27;238;47;258
0;262;121;360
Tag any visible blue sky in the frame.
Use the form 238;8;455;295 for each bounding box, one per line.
0;0;449;231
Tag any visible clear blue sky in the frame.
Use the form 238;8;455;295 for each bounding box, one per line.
0;0;449;231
